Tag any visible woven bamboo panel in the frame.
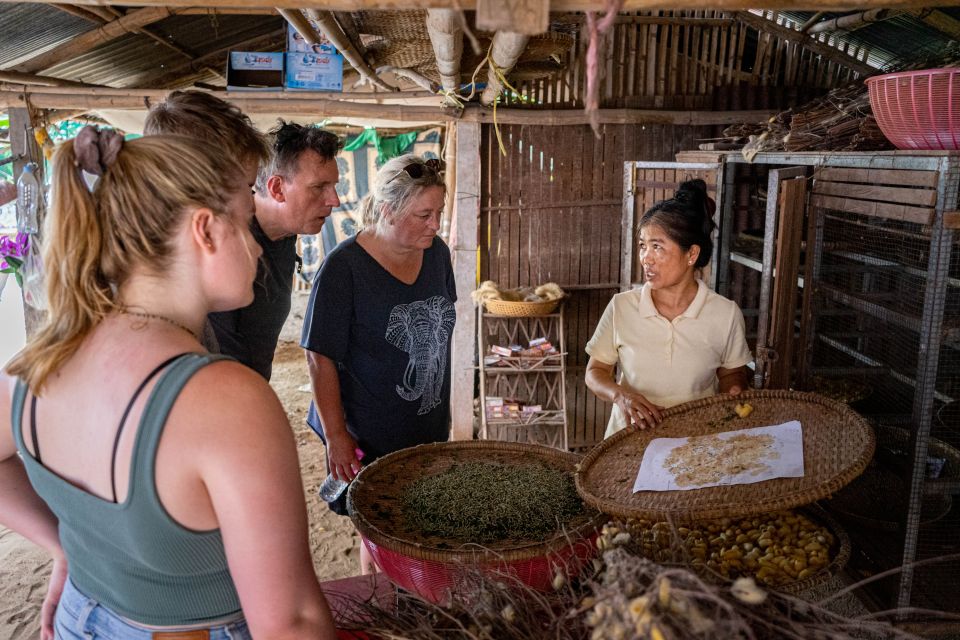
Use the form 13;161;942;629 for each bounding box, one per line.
575;390;876;521
348;440;606;563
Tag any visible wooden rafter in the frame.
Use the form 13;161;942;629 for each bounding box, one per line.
0;71;107;88
735;11;876;77
910;8;960;41
51;3;108;23
3;0;957;10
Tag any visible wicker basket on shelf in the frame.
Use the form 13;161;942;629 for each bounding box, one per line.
484;298;560;317
348;441;605;603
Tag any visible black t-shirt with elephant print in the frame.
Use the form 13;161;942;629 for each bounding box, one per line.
302;234;457;468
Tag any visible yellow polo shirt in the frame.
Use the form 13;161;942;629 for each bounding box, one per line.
586;280;753;438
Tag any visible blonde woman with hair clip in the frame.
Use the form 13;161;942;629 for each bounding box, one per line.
301;154;456;573
0;127;337;640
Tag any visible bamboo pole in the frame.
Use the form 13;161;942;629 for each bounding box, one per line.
304;9;398;92
480;31;530;106
0;71;107;88
806;8;903;34
426;9;464;93
278;8;320;44
51;3;106;23
0;87;775;125
799;11;825;33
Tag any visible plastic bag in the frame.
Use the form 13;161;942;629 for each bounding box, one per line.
21;236;46;311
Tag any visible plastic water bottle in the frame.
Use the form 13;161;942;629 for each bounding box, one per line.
318;448;365;503
16;164;40;235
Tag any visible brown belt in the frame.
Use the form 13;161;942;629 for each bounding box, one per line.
151;632;210;640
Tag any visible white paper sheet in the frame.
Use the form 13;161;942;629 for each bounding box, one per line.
633;421;805;492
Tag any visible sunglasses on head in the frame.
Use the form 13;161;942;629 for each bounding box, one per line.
387;158;445;184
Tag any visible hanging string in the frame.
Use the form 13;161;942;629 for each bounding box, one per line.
584;0;624;138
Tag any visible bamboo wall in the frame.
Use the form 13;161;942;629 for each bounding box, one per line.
505;10;869;110
478;122;720;449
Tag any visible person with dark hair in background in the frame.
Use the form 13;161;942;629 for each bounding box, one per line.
585;179;751;438
206;121;342;380
146;95;343;380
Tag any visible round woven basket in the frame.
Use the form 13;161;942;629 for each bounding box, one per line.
484;298;560;317
348;441;605;602
775;504;851;596
575;390;876;521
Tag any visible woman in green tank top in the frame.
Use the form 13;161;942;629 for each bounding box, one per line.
0;127;338;639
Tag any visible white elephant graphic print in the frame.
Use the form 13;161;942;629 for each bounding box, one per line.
385;295;457;415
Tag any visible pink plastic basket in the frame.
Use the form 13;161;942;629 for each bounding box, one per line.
866;68;960;150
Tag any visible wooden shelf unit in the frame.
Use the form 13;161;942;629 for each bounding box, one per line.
477;309;569;451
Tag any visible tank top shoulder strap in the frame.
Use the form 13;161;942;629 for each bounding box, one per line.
127;353;235;506
11;379;29;455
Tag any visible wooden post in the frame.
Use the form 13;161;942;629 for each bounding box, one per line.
449;121;480;442
8;108;46;337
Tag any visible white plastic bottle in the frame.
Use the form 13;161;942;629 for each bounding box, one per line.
16;163;40;235
318;448;365;503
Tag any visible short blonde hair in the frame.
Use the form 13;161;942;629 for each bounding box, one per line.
6;135;245;392
358;154;445;232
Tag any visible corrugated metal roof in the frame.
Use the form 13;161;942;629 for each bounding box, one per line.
775;10;960;71
0;4;91;68
38;14;283;87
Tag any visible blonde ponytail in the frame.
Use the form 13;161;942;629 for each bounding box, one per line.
6;134;244;392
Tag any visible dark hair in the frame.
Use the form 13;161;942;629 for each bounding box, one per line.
144;90;269;165
255;120;342;194
638;179;717;269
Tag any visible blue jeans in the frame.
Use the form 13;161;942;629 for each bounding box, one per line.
55;577;251;639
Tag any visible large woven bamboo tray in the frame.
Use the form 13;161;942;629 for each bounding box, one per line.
349;441;604;560
575;390;875;521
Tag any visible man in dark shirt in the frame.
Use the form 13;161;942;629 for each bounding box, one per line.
146;92;342;380
208;122;342;379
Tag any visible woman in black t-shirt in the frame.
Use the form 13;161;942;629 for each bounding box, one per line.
301;154;456;572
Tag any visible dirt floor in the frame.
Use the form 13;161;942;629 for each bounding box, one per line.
0;293;362;639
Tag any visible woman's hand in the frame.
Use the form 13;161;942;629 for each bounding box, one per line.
717;365;749;397
613;389;663;429
40;555;67;640
326;432;361;482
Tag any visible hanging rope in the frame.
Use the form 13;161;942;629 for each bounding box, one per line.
584;0;624;138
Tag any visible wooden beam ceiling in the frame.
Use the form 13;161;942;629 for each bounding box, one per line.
0;86;774;126
1;0;957;11
734;11;877;77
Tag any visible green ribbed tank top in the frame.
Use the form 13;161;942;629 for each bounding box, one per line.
12;353;241;626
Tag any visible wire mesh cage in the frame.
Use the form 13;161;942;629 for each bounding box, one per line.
716;152;960;619
802;160;960;615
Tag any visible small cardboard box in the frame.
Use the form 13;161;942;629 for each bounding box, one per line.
285;51;344;91
226;52;283;91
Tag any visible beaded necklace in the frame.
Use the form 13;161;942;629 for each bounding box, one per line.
119;309;200;341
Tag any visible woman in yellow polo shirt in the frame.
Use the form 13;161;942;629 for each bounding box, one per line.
586;179;752;438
